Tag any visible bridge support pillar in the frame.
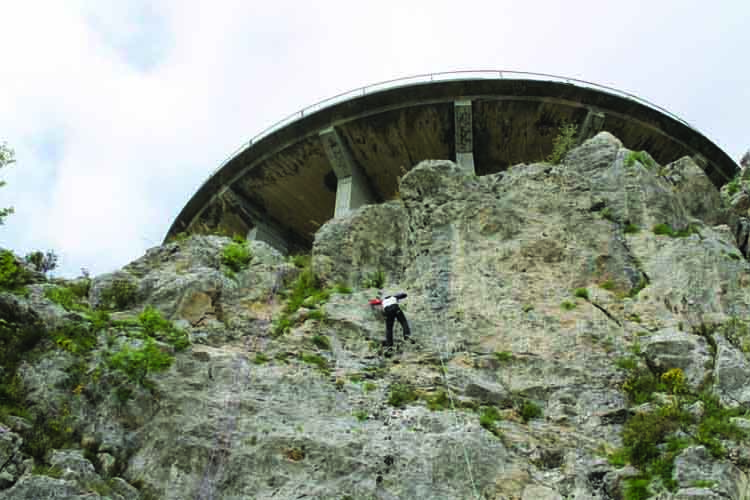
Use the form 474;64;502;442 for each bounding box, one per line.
454;100;475;174
217;186;289;255
320;127;376;217
577;109;606;144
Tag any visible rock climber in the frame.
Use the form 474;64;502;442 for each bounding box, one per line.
369;291;412;353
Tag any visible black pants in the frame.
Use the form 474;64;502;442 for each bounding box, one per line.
384;305;410;346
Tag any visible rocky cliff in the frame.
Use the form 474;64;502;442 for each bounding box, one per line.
1;132;749;500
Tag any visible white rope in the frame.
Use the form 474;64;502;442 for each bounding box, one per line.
437;347;481;500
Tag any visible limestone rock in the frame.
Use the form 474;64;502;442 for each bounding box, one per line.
713;334;750;406
661;156;726;225
48;449;97;482
672;446;741;498
641;328;712;389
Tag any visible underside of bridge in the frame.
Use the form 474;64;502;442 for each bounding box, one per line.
165;79;739;254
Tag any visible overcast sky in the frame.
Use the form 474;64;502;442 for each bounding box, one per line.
1;0;748;278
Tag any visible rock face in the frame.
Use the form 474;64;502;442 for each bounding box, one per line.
1;132;749;499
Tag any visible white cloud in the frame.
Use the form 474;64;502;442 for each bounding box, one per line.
1;0;748;277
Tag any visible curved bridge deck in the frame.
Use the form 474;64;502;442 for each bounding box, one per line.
165;75;739;253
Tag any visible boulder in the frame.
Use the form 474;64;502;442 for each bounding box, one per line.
641;328;713;389
712;334;750;406
672;446;741;498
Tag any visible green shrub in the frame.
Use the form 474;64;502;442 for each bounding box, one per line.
45;286;88;312
300;352;329;373
625;151;657;170
494;351;514;363
138;305;189;351
623;477;651;500
0;250;30;292
221;236;252;272
53;322;97;355
600;280;615;291
290;254;310;268
311;334;331;350
601;207;615;222
560;301;576;311
99;279;137;310
425;390;450;411
353;410;369;422
479;406;503;437
387;383;417;408
23;250;58;274
623;410;679;466
108;338;174;387
253;352;269;365
306;309;327;322
726;176;741;196
573;288;589;300
334;283;352;294
363;382;377;393
652;223;699;238
547;123;578;165
624;223;640;234
518;400;543;423
361;269;386;289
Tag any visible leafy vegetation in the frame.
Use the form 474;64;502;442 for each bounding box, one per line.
361;269;386;289
479;406;503;437
546;123;578;165
652;223;699;238
0;142;16;225
625;150;657;170
387;382;418;408
560;301;576;311
108;338;174;387
45;285;88;312
573;287;589;300
98;279;137;310
494;351;514;363
518;399;543;423
311;334;331;350
624;223;640;234
0;250;32;293
221;235;252;273
612;340;748;495
272;256;331;336
138;305;190;351
24;250;58;274
300;352;329;374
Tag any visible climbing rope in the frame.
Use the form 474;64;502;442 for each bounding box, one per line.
437;347;481;500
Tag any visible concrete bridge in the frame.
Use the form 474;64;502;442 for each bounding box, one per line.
164;72;740;253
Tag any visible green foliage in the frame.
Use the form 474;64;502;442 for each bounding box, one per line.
560;301;576;311
573;287;589;300
615;356;638;371
361;269;386;289
300;352;329;373
108;338;174;387
311;334;331;350
622;366;665;404
546;123;578;165
652;223;699;238
600;280;615;291
624;223;640;234
22;404;80;461
273;259;329;336
221;236;252;273
98;279;137;311
24;250;58;274
627;274;650;299
387;382;417;408
625;151;657;170
518;400;543;423
306;309;327;322
494;351;514;363
0;142;16;225
363;382;377;393
53;322;97;355
44;286;88;312
726;174;742;196
479;406;503;437
600;207;615;222
289;254;310;268
353;410;369;422
660;368;686;395
334;283;352;294
0;250;31;292
623;477;651;500
253;352;269;364
721;316;750;353
138;305;189;351
623;408;681;465
425;390;450;411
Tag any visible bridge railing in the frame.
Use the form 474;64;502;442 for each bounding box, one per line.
209;70;696;180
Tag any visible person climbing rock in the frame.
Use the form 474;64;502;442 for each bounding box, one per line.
369;291;411;353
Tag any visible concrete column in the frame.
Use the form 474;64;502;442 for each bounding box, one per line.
320;127;376;217
217;186;289;255
247;221;289;255
577;109;606;144
454;100;475;174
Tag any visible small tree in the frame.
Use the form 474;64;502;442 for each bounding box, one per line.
1;142;16;225
24;250;58;274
